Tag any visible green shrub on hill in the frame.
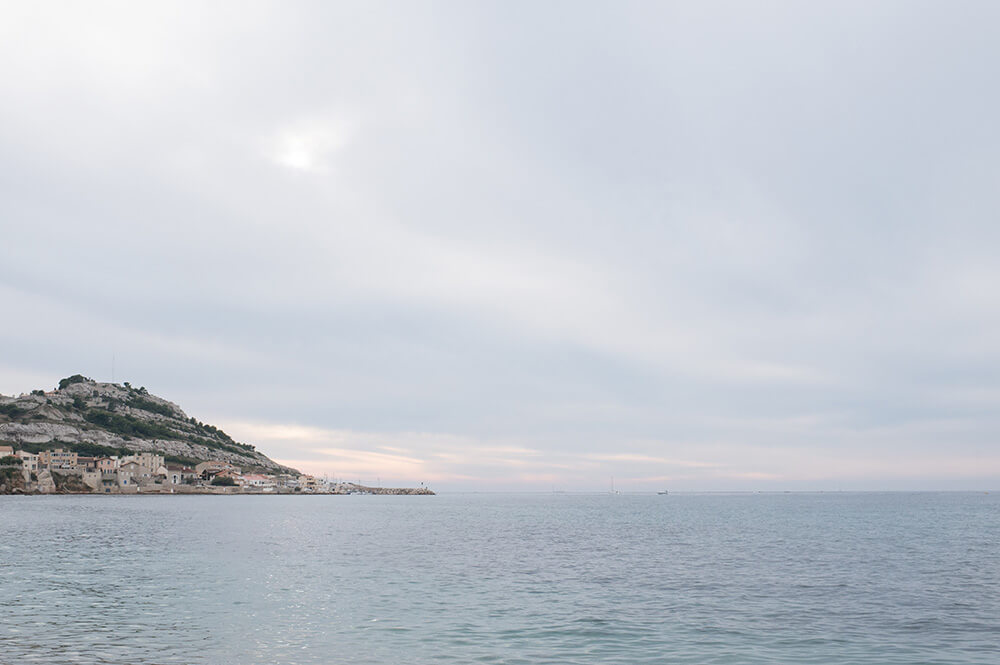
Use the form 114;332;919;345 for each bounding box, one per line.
58;375;91;390
83;409;251;456
187;435;248;456
127;397;176;418
0;403;26;417
13;442;47;454
190;421;254;451
164;454;200;467
67;441;132;458
84;409;177;440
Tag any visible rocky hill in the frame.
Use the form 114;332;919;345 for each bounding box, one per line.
0;375;298;474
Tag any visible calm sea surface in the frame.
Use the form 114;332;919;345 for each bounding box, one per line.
1;492;998;664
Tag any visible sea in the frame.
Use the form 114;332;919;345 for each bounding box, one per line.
1;492;997;664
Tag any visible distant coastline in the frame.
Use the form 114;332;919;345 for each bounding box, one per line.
0;376;432;496
0;483;435;496
1;448;433;496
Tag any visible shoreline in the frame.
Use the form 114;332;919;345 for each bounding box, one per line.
1;484;435;497
1;491;435;497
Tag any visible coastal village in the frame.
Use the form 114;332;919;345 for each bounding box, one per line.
0;443;406;494
0;376;433;495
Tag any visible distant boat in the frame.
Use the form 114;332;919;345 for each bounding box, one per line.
657;490;669;495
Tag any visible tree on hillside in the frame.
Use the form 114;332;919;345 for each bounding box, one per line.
58;375;91;390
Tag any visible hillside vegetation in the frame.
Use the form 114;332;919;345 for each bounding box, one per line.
0;375;296;474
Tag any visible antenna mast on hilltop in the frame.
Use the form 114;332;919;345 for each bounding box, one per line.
112;352;115;384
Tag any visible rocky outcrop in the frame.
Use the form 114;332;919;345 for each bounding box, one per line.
0;466;27;493
35;469;55;493
0;377;297;474
50;470;91;493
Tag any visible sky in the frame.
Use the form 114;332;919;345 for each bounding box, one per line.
2;1;999;491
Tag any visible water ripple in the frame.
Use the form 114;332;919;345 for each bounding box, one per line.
1;493;998;664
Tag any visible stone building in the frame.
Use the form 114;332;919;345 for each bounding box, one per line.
38;449;78;469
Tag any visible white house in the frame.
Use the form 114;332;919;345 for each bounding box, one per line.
241;474;277;491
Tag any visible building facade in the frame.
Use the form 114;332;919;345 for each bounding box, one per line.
38;449;78;469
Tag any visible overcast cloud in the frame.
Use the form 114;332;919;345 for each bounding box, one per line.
2;1;999;490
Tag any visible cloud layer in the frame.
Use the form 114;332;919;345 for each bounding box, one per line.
2;2;999;489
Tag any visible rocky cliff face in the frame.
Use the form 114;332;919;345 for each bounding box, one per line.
0;376;297;474
0;466;27;493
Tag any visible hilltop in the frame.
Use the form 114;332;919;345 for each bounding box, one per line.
0;375;296;474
